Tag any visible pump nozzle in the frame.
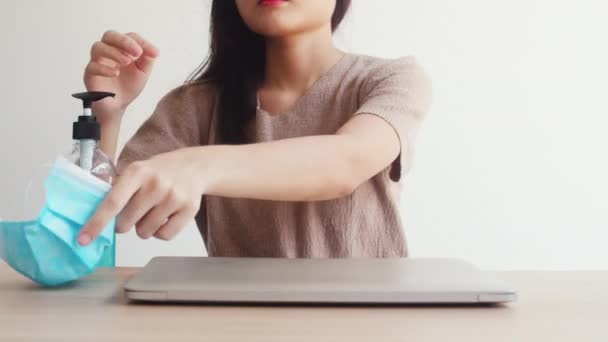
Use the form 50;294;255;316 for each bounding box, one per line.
71;91;115;172
72;92;115;110
71;92;115;140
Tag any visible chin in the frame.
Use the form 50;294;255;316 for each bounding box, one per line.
248;17;302;37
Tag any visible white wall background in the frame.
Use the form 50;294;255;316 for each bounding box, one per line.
0;0;606;270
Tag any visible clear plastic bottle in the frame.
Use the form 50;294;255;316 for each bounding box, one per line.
66;141;116;185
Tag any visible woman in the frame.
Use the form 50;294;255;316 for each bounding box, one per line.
78;0;432;258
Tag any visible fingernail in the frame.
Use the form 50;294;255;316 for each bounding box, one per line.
129;48;142;58
78;234;92;246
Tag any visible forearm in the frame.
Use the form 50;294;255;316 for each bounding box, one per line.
97;109;124;160
77;115;402;243
193;135;375;202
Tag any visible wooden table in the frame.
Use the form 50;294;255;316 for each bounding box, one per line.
0;265;606;341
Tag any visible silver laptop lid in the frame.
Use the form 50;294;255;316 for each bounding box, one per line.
124;257;516;304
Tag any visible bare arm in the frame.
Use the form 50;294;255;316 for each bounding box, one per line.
97;112;123;160
197;114;399;201
78;114;400;244
84;30;159;160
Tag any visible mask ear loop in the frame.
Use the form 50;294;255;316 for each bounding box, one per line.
0;225;5;261
22;163;54;220
0;197;4;260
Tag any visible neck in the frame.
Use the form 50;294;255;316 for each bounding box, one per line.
264;25;344;91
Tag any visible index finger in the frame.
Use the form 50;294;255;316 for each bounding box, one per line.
101;30;143;58
77;173;143;246
125;32;159;58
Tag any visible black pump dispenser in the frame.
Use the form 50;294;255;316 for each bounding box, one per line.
71;92;115;140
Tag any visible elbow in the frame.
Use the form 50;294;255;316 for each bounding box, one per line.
303;177;358;202
335;185;356;199
324;156;368;200
330;175;361;199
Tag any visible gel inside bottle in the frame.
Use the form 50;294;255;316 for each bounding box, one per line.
68;91;117;266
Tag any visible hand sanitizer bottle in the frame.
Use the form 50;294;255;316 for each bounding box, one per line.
68;92;117;184
68;91;117;266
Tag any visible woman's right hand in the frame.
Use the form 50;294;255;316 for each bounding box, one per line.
84;31;159;124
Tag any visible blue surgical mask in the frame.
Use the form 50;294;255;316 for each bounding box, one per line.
0;157;115;287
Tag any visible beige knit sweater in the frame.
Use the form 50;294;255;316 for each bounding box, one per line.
119;53;432;258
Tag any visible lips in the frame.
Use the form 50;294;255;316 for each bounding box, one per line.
258;0;288;6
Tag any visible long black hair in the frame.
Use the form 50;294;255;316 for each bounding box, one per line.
188;0;352;144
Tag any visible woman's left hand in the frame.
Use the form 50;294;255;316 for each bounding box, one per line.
78;148;204;246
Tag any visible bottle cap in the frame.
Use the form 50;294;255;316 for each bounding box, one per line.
71;92;115;140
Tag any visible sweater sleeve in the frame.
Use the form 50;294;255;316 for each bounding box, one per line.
117;83;214;173
355;57;432;181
